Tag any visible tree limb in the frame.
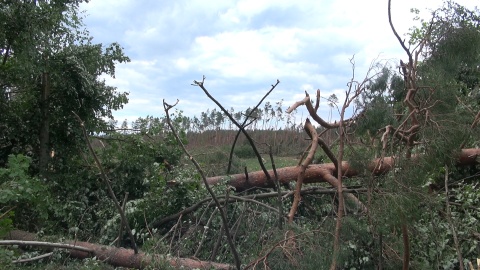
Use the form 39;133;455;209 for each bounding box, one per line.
4;230;233;269
163;100;241;270
73;112;138;254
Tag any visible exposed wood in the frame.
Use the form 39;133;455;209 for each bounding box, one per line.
206;148;480;191
287;119;318;223
5;230;233;270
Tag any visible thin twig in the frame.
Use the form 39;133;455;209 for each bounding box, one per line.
12;252;53;264
0;240;94;253
226;80;280;174
193;76;276;187
117;192;129;247
194;208;219;257
245;229;331;269
0;206;16;220
269;145;283;229
150;188;368;228
388;0;413;64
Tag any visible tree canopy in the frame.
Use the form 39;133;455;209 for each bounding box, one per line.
0;0;129;172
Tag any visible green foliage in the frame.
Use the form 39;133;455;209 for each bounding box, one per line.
193;146;247;175
233;143;257;159
0;0;130;171
411;179;480;269
42;114;189;243
356;66;403;138
99;164;202;245
0;248;14;269
356;98;396;136
0;155;49;234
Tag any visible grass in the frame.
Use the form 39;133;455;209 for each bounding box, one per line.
242;155;299;172
186;145;301;176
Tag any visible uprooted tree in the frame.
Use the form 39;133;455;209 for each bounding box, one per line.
1;0;480;270
158;1;480;269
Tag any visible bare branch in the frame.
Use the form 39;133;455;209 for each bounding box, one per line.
227;79;281;174
13;252;53;264
388;0;413;64
72;112;138;254
193;77;278;189
149;187;368;228
163;100;241;270
268;145;284;229
0;240;94;253
288;119;318;223
5;230;232;270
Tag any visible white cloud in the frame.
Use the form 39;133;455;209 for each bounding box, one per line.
80;0;479;125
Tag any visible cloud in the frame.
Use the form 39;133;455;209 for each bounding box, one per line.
79;0;479;126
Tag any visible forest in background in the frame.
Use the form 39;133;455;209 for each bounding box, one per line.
1;0;480;269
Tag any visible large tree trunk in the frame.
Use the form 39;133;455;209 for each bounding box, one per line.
5;230;233;269
206;149;480;191
38;72;50;177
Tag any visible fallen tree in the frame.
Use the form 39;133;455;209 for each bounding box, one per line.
206;148;480;191
3;230;233;270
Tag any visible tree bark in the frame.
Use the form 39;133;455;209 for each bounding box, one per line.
38;72;50;177
206;149;480;191
5;230;233;270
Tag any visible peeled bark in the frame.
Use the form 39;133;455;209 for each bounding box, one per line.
5;230;233;270
206;149;480;191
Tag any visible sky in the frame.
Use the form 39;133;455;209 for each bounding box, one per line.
79;0;478;126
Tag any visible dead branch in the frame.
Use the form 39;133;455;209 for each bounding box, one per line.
0;240;94;253
13;252;53;264
287;119;318;223
149;188;368;229
195;208;219;257
4;230;233;269
317;137;338;169
227;80;280;174
245;229;331;269
330;55;365;270
72;112;138;254
388;0;413;64
268;144;284;229
286;92;356;129
163;99;241;270
314;89;321;112
472;110;480;128
193;76;276;189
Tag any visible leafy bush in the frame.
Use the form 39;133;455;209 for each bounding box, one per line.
194;146;247;175
411;180;480;269
0;154;49;234
234;144;256;159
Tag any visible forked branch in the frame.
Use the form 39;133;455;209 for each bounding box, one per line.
194;77;279;187
163;99;241;270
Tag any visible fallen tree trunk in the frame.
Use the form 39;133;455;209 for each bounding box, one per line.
5;230;233;270
207;149;480;191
